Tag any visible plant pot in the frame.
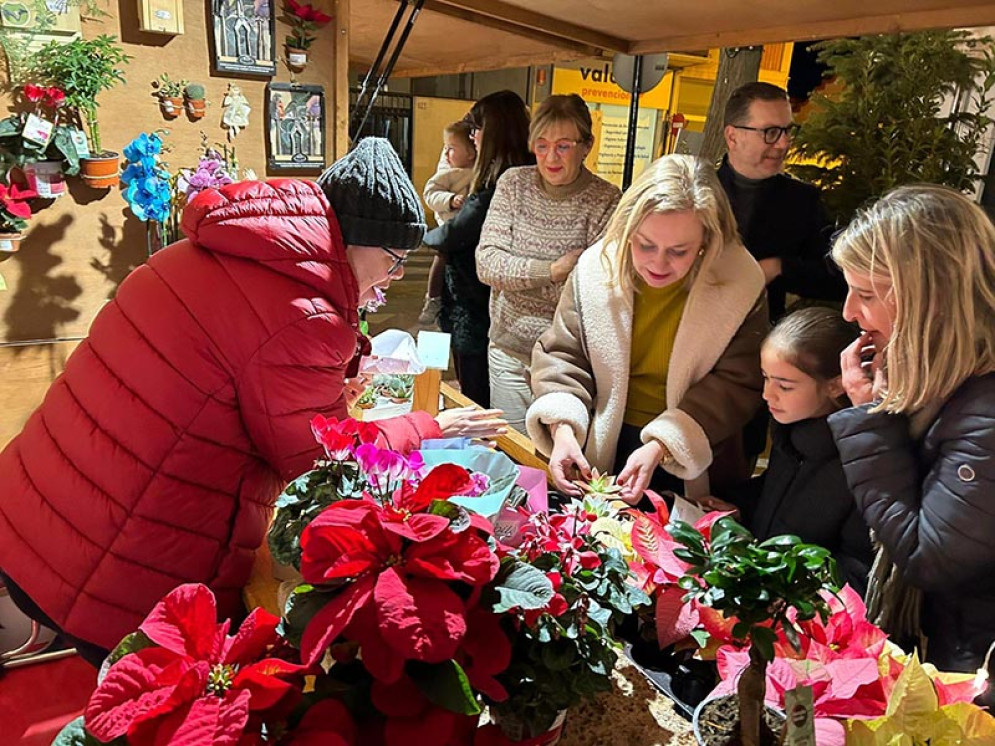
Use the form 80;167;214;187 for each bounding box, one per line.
489;709;567;745
186;98;207;119
286;46;308;69
692;694;785;746
0;232;24;252
623;639;718;720
81;153;120;189
23;160;67;199
159;97;183;119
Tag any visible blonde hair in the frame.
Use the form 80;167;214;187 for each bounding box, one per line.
529;94;594;148
600;154;739;294
832;184;995;413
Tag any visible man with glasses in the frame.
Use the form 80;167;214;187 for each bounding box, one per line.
719;82;845;321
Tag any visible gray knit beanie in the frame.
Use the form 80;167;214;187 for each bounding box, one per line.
317;137;426;251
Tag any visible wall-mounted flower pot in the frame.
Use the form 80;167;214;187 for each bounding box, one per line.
23;160;66;199
186;99;206;119
81;154;121;189
159;97;183;119
286;46;308;69
0;232;24;252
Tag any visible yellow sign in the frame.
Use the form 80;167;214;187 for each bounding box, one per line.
552;60;672;111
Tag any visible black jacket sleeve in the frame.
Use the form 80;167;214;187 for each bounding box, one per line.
828;394;995;592
422;192;491;261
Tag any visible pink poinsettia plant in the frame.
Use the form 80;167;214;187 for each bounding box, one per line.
710;584;991;745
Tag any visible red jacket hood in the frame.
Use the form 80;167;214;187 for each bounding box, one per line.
181;179;358;304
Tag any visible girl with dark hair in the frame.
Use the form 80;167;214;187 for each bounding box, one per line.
704;306;873;594
422;90;534;407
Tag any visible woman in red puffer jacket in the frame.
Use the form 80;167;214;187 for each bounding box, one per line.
0;138;505;662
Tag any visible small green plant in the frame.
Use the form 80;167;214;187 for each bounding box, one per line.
31;35;132;155
153;73;188;99
184;83;206;101
668;517;838;746
355;386;376;409
572;467;623;497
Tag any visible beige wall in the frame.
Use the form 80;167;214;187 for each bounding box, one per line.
412;96;474;227
0;0;348;447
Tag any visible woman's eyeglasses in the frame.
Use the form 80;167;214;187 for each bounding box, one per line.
731;123;800;144
380;246;408;275
533;139;582;157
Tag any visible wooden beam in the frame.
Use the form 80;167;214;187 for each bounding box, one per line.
377;48;595;79
334;0;351;159
421;0;600;56
629;5;995;55
425;0;629;53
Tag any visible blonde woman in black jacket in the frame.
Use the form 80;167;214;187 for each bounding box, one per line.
828;185;995;693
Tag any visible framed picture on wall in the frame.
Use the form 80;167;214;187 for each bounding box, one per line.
211;0;276;76
267;83;326;172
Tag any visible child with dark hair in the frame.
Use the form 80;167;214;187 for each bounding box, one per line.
702;306;873;594
419;120;476;325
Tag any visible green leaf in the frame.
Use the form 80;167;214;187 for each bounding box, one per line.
51;717;124;746
427;500;471;532
106;630;155;666
540;641;577;672
279;586;330;649
751;625;777;662
490;558;554;613
409;660;481;716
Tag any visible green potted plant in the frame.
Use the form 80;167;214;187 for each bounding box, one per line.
668;517;837;746
184;83;207;120
32;34;132;189
0;181;37;252
151;73;188;119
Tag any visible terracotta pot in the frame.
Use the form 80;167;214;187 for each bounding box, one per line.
0;232;24;252
286;46;308;69
81;153;120;189
186;98;207;119
159;97;183;118
23;160;66;199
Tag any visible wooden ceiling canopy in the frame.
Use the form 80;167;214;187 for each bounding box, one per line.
349;0;995;77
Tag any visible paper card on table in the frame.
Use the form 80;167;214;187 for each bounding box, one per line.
22;114;53;146
669;495;707;526
416;330;451;370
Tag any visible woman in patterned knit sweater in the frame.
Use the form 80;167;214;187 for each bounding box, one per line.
526;155;768;504
476;94;621;432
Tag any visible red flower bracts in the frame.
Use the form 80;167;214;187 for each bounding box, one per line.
297;475;500;669
85;584;304;746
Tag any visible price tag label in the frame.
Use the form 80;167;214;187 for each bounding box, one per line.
22;113;53;146
784;685;816;746
69;128;91;159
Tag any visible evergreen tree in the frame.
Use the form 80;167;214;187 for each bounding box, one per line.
791;31;995;224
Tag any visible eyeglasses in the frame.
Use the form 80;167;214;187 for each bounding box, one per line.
533;139;582;157
380;246;408;275
731;123;800;144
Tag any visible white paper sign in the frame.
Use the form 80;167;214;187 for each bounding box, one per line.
669;495;707;526
417;330;451;370
22;113;53;147
69;128;90;159
784;685;816;746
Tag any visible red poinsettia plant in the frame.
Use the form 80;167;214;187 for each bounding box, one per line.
0;182;36;234
282;0;332;50
73;584;305;745
626;491;735;652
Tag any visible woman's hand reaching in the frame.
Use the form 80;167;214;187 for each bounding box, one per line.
616;440;668;504
435;407;508;445
548;423;592;496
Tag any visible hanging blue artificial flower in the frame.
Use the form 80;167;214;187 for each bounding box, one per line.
121;133;174;225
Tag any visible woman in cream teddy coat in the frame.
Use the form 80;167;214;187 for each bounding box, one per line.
527;155;768;502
